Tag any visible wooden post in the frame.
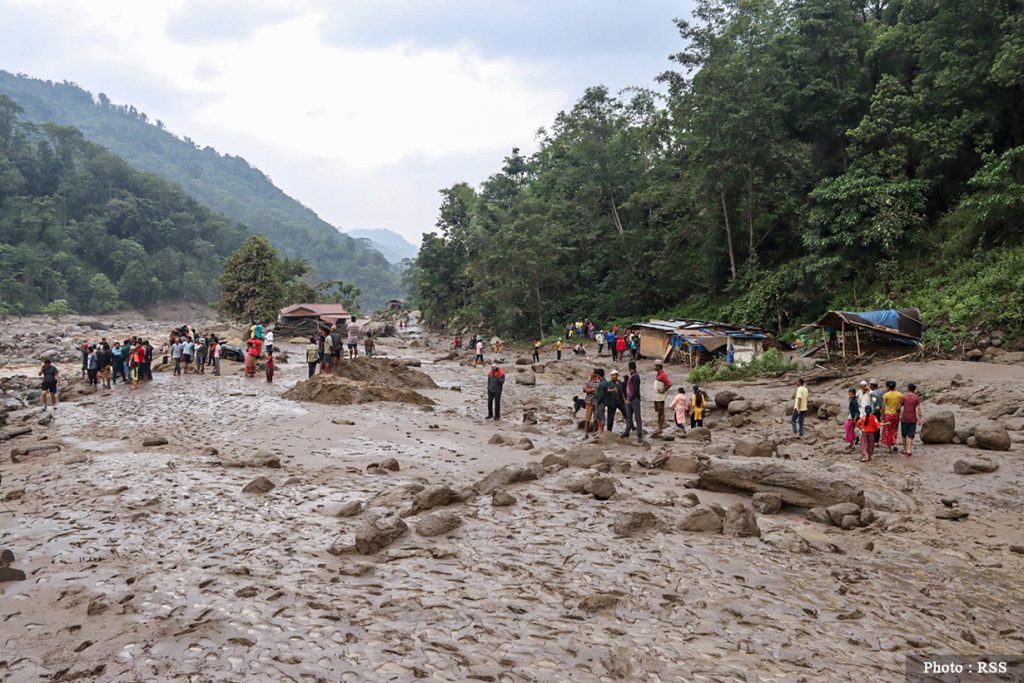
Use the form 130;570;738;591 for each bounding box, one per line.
841;321;847;359
855;327;862;357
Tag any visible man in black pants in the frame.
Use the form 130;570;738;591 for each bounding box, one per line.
621;361;643;442
486;363;505;420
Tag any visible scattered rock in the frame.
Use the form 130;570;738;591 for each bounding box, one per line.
761;527;812;554
541;453;568;468
940;496;959;508
565;445;609;469
379;458;400;472
518;437;535;451
63;454;88;465
715;391;741;410
473;462;544;494
408;484;456;515
336;501;363;518
86;598;109;616
826;502;862;526
973;421;1011;451
234;586;258;598
751;492;782;515
840;514;860;530
734;440;774;458
806;507;831;524
584;475;616;500
515;372;536;386
662;454;699;474
679;505;724;533
935;507;969;521
612;510;660;535
142;436;168;447
0;548;13;566
727;400;750;415
354;515;409;553
0;567;26;582
679;492;700;508
200;446;219;456
953;458;999;475
921;411;956;444
241;476;275;494
859;508;877;526
415;510;462;537
491;489;517;507
578;593;619;613
487;433;506;445
685;427;712;442
723;503;761;537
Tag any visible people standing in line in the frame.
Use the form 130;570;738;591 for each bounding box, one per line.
899;383;923;457
346;316;361;359
582;369;599;440
869;379;885;444
474;338;484;366
605;368;627;432
652;359;672;435
486;363;505;420
532;339;541;364
39;359;59;410
556;338;563;361
881;380;902;453
791;377;809;437
690;384;706;428
305;336;319;378
844;387;860;450
265;353;275;383
669;387;690;433
621;361;643;442
856;410;880;461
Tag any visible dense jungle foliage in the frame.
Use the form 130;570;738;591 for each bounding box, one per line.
411;0;1024;340
0;95;246;314
0;71;404;308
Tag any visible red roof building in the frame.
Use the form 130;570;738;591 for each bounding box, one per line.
279;304;350;325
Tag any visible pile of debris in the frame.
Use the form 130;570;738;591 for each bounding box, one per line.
282;358;438;406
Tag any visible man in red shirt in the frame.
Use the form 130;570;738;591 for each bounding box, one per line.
899;383;923;457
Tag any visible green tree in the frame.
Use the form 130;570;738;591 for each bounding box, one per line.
218;236;286;323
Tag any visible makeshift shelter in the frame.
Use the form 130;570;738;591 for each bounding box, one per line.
386;299;405;310
277;304;351;337
805;308;923;358
630;319;774;366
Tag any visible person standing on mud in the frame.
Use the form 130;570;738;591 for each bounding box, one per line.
265;353;275;383
532;339;542;363
305;336;319;378
330;325;343;365
605;369;626;432
346;316;361;359
195;338;207;375
616;335;627;363
364;332;375;358
111;341;126;385
899;383;922;457
582;369;599;439
791;377;809;437
556;338;563;361
39;359;59;410
690;384;706;428
869;379;884;444
621;361;643;442
181;336;194;374
669;387;689;433
594;369;609;438
322;330;334;373
212;337;221;376
881;380;902;454
652;359;672;435
856;410;880;461
844;387;860;450
474;338;484;366
264;329;274;356
486;363;505;420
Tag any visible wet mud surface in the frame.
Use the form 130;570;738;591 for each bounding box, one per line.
1;317;1023;682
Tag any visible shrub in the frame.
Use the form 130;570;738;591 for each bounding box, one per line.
43;299;73;315
688;347;801;383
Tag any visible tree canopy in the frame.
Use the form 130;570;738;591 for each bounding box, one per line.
413;0;1024;341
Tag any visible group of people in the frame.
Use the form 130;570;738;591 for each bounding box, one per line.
791;377;923;461
80;337;155;389
170;327;228;377
304;316;373;378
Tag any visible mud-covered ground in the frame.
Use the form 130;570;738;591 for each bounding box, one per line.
1;315;1023;682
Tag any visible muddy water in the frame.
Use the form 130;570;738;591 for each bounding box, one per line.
2;320;1023;682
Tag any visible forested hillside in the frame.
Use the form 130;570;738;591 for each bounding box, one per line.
0;95;246;313
0;71;403;308
412;0;1024;343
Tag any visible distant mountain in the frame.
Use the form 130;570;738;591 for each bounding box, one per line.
0;71;403;307
346;228;419;264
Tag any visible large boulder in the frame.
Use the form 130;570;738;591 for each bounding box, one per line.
678;505;724;533
727;400;751;415
354;515;408;554
515;373;537;386
715;391;741;410
406;484;456;516
696;457;913;511
734;440;774;458
974;421;1011;451
565;445;609;469
415;510;462;537
723;503;761;537
584;475;616;501
612;510;660;536
826;502;861;526
953;458;999;475
473;462;544;494
921;411;955;444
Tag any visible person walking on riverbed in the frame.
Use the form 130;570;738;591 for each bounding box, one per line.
346;316;361;359
857;410;880;461
39;359;59;410
844;387;860;450
474;338;484;367
899;383;922;457
791;378;809;437
486;363;505;420
881;380;902;453
556;338;563;361
652;359;672;435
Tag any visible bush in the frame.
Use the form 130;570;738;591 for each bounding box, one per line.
43;299;73;315
688;347;801;383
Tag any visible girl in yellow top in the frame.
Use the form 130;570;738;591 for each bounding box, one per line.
690;384;706;427
880;380;902;452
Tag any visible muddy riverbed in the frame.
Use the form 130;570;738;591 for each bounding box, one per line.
1;315;1023;682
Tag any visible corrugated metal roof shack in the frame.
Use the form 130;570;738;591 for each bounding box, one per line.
630;320;774;366
804;308;923;358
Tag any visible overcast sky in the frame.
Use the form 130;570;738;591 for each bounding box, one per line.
0;0;691;245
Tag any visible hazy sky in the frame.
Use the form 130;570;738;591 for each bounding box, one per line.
0;0;690;244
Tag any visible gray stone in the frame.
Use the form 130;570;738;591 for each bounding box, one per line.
663;454;699;473
415;510;462;537
612;510;660;536
727;400;750;415
354;515;409;553
826;502;862;526
491;489;517;507
379;458;400;471
473;462;544;494
679;492;700;508
142;436;168;447
935;507;969;521
806;507;831;524
921;411;956;444
578;593;619;612
565;445;609;468
859;508;877;526
0;566;27;582
840;514;860;530
723;503;761;537
974;421;1011;451
679;505;724;533
751;492;782;515
686;427;712;442
515;372;536;386
0;548;13;566
541;453;568;468
241;476;275;494
487;433;506;445
336;501;363;517
715;391;741;410
518;437;535;451
584;475;616;500
953;458;999;475
734;440;774;458
409;484;456;514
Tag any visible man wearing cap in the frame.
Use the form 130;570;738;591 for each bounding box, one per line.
605;369;627;432
652;359;672;436
869;379;885;445
857;381;872;444
486;363;505;420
